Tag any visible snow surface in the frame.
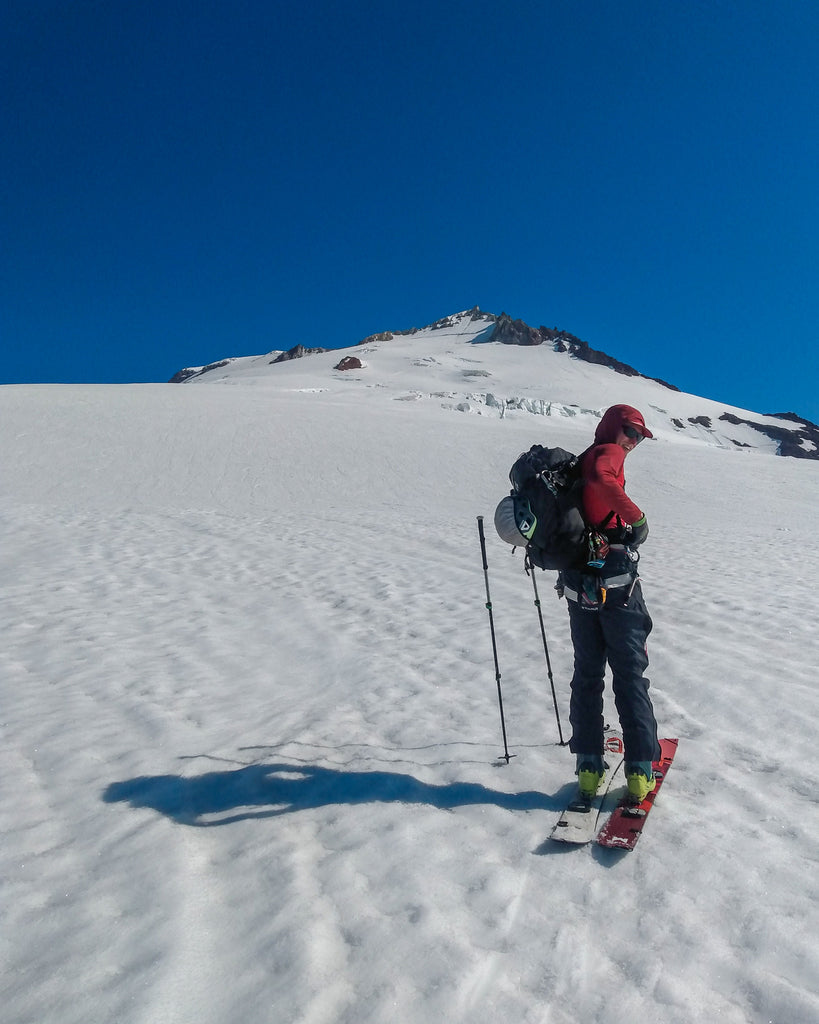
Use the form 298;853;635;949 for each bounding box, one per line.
2;329;818;1024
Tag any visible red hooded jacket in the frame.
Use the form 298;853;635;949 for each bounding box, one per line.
580;405;651;530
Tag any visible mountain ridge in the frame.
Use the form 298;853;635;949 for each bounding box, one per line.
169;306;819;459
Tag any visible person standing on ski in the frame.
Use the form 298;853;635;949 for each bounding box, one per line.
558;404;661;803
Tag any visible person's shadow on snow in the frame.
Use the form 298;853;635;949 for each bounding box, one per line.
102;762;567;827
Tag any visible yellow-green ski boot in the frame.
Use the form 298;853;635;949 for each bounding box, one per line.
626;764;657;804
577;758;606;800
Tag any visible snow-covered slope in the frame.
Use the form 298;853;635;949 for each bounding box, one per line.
172;308;819;459
2;338;818;1024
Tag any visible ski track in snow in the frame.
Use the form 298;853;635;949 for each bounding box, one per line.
2;363;819;1024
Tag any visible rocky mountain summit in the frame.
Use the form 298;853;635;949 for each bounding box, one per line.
362;307;679;390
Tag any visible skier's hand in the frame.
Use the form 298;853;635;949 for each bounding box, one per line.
629;515;649;547
608;514;648;547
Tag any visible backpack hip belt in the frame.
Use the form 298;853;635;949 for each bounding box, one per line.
563;571;635;603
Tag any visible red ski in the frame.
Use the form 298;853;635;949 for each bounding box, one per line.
596;738;678;851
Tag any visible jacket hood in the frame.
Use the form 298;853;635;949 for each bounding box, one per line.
594;405;654;445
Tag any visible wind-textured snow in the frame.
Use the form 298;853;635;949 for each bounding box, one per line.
2;321;818;1024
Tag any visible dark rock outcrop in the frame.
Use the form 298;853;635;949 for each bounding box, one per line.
168;360;231;383
335;356;363;371
358;328;418;346
485;314;679;391
720;411;819;459
270;344;328;364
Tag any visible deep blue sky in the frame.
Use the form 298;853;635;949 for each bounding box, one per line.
3;1;819;421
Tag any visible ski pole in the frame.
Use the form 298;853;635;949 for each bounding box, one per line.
526;551;567;746
476;516;514;763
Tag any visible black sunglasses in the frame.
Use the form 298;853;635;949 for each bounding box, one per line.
622;425;643;442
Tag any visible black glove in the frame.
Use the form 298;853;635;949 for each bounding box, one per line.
607;514;649;547
630;515;649;547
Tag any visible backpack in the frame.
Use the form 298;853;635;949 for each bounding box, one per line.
494;445;589;570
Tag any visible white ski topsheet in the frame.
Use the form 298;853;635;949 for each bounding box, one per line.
550;731;625;844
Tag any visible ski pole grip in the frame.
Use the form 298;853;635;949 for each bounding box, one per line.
476;516;489;570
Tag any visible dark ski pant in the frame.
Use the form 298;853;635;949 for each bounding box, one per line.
566;578;661;765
